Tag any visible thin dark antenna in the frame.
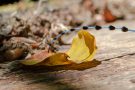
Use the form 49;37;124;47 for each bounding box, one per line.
49;25;135;51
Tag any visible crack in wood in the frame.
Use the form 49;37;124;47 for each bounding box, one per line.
101;52;135;61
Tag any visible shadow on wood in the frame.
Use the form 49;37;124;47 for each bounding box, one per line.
5;59;101;90
19;59;101;72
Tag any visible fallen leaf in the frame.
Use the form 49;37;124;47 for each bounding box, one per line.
4;48;25;61
67;30;97;63
21;50;52;65
103;6;116;22
66;34;90;63
78;30;97;62
21;30;97;66
39;53;72;66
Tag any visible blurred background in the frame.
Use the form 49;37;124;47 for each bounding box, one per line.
0;0;135;27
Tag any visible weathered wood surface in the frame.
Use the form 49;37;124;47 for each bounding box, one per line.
1;21;135;90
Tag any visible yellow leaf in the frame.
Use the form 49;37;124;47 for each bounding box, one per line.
66;34;90;63
66;30;97;63
78;30;97;61
21;30;97;66
21;51;71;66
39;53;71;66
21;50;52;65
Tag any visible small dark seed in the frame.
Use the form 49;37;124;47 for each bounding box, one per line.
95;25;102;30
15;17;21;22
48;43;52;46
82;26;88;30
53;37;57;40
122;26;128;32
70;28;75;31
54;47;58;51
60;32;65;35
109;25;115;30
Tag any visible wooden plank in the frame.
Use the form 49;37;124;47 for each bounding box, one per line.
1;21;135;90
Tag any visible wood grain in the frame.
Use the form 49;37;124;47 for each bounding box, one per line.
1;21;135;90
